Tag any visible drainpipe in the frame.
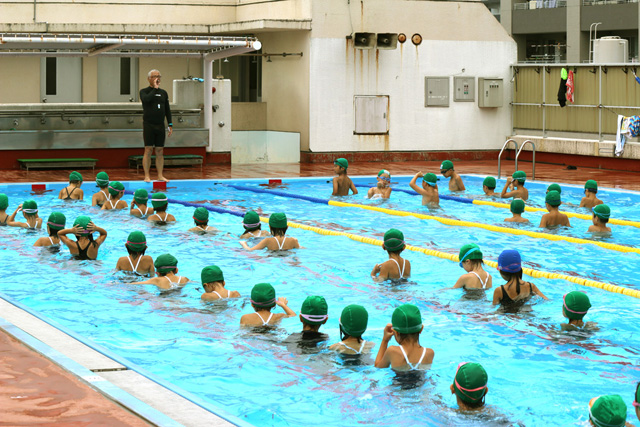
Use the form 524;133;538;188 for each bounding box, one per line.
203;56;213;151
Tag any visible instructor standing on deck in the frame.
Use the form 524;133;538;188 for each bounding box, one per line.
140;69;172;183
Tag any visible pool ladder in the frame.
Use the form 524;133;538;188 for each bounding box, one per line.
497;139;536;180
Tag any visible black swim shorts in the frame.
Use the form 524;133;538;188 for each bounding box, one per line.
143;122;166;147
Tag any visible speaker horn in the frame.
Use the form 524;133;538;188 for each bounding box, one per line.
376;33;398;50
354;32;376;49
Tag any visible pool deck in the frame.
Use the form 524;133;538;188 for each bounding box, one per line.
1;158;639;426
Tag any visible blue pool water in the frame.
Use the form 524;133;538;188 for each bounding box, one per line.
0;175;638;427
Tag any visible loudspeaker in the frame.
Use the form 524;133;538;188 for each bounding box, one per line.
376;33;398;50
354;32;376;49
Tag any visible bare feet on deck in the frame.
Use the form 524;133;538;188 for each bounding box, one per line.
158;176;170;183
144;176;151;183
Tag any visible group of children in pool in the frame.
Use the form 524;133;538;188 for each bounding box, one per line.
1;166;635;424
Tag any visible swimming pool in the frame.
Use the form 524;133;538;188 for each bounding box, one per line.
0;175;638;426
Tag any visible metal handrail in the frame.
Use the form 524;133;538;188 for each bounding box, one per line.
498;139;519;179
515;139;536;180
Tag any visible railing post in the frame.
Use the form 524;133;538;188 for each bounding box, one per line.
542;67;546;137
598;65;603;142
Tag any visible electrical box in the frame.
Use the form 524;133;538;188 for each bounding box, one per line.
354;95;390;134
425;77;450;107
454;77;475;102
478;78;503;107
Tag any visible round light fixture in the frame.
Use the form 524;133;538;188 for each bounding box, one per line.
398;33;407;43
411;33;422;46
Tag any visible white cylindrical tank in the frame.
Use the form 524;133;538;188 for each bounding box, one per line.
593;36;628;63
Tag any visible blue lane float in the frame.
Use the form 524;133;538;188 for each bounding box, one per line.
124;190;245;217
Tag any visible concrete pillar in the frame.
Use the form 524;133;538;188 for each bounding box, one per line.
566;0;584;63
500;0;513;36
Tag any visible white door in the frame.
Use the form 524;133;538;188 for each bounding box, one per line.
97;57;138;102
40;57;82;103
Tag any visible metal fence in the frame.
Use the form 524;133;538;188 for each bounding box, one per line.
511;64;640;139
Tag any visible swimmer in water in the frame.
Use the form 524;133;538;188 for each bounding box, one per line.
200;265;240;301
450;362;489;411
188;207;217;233
283;296;330;350
148;193;176;223
588;204;612;233
633;382;640;423
0;193;10;226
332;158;358;196
440;160;465;192
500;171;529;201
452;244;492;290
539;191;570;228
7;200;43;229
57;216;107;260
374;304;434;370
580;180;604;209
115;231;154;275
92;172;110;207
546;183;562;195
561;291;592;331
58;171;84;201
329;304;374;355
240;283;296;326
130;189;154;218
240;212;300;251
33;212;66;247
101;181;128;210
482;177;497;196
587;395;633;427
505;199;529;224
371;229;411;281
492;250;548;310
367;169;392;199
240;210;269;239
130;254;189;289
409;172;440;207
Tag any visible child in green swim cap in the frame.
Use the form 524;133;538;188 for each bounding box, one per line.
409;171;439;207
188;207;218;234
101;181;128;210
92;171;110;207
588;395;630;427
115;231;154;275
500;171;529;201
200;265;240;300
332;158;358;196
240;283;296;326
539;190;570;228
147;193;176;223
58;171;84;201
482;177;497;196
374;304;434;370
371;229;411;281
589;204;611;233
284;296;330;352
240;212;300;251
131;253;189;289
451;362;489;410
0;193;10;226
561;291;592;331
130;189;154;218
452;244;492;290
7;200;43;229
634;381;640;422
440;160;466;192
329;304;375;355
505;198;529;224
367;169;392;199
240;210;269;239
580;179;604;209
57;216;108;260
33;212;66;248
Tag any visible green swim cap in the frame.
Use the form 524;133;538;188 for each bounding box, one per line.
108;181;125;197
561;68;568;80
300;296;329;325
69;171;83;182
378;169;391;179
392;304;422;334
340;304;368;338
440;160;454;171
47;212;66;231
423;173;438;187
334;158;348;169
545;190;561;207
483;177;496;189
589;395;627;427
250;283;276;308
0;193;8;210
193;207;209;224
585;180;598;191
547;183;562;194
73;215;91;232
125;231;147;252
134;188;149;204
383;228;405;252
243;210;260;227
96;171;109;186
563;291;591;321
636;383;640;409
512;171;526;183
593;204;610;220
154;253;178;274
453;362;488;405
151;193;168;208
510;198;525;214
201;265;224;284
269;212;287;229
458;243;482;267
22;200;38;214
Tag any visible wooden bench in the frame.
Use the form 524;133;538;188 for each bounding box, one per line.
128;154;203;173
18;158;98;172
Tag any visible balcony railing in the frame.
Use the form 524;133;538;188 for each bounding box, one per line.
582;0;638;5
514;0;567;9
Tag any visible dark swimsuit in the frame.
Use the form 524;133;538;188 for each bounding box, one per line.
64;187;78;201
76;241;97;260
0;214;8;226
500;281;532;312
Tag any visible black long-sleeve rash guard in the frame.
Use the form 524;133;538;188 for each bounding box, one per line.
140;86;173;126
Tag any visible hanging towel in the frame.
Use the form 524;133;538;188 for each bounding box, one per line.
566;70;574;104
616;115;626;157
557;78;567;107
628;115;640;137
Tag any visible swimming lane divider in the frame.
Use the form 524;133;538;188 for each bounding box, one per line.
218;186;640;255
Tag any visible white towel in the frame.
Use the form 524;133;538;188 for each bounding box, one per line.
615;114;626;157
